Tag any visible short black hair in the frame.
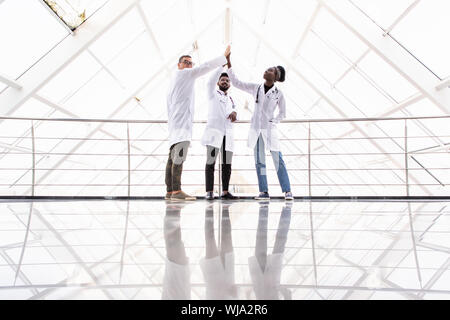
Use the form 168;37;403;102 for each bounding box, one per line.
219;72;229;80
179;55;192;63
277;66;286;82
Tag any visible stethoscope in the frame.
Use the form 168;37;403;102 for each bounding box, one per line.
217;90;236;109
255;85;278;104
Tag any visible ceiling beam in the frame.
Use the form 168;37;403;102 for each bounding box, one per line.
38;0;75;35
136;3;164;60
231;10;432;196
436;78;450;91
292;3;322;58
0;73;21;90
383;0;421;35
21;10;225;194
317;0;450;114
0;0;141;116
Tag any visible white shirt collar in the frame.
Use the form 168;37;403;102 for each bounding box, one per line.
217;90;228;96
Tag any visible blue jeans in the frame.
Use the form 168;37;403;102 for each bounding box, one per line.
254;135;291;193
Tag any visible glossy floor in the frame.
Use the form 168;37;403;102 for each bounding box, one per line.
0;199;449;300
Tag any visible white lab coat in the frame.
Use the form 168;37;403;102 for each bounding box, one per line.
201;68;236;152
228;67;286;152
248;253;284;300
200;252;236;300
162;259;191;300
167;55;228;147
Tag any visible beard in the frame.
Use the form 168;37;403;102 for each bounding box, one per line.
219;85;229;92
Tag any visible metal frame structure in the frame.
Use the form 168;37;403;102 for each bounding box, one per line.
0;114;448;199
0;73;21;90
0;0;448;199
0;0;449;301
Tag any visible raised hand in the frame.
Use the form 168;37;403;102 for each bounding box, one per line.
228;112;237;123
224;45;231;58
226;52;232;69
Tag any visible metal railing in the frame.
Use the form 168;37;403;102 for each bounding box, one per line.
0;115;449;198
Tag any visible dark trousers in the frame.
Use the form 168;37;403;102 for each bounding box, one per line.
165;141;190;192
205;136;233;192
164;205;188;265
205;205;233;262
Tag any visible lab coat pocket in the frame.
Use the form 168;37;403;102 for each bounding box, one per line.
270;125;279;139
269;125;280;151
270;96;279;102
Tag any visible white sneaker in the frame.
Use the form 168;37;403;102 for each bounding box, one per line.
285;192;294;201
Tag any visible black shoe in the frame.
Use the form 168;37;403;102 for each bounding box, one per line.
221;192;239;200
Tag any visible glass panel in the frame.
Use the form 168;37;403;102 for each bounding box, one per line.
357;51;418;103
106;32;161;90
390;0;450;79
148;1;195;58
312;9;368;62
350;0;415;30
88;7;146;64
60;69;129;118
231;0;268;30
38;51;102;104
390;98;446;118
43;0;108;30
0;0;68;79
10;97;54;118
265;0;318;55
335;70;393;117
299;31;350;84
140;0;181;24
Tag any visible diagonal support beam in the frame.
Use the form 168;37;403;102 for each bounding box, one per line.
22;10;225;194
317;0;450;114
436;78;450;91
232;10;432;196
136;3;164;60
0;0;140;115
292;3;322;58
0;73;21;90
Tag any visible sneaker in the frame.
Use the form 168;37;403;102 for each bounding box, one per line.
255;192;270;200
221;192;239;200
285;192;294;201
205;192;215;200
165;192;172;200
171;191;197;201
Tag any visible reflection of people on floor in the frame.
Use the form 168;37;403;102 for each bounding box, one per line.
249;202;292;300
162;203;191;300
200;203;237;300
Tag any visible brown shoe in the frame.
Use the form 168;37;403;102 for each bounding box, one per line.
165;193;172;200
171;191;196;201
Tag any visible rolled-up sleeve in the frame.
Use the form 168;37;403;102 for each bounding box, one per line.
184;56;227;80
228;67;259;96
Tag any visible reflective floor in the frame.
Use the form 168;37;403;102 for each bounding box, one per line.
0;199;449;300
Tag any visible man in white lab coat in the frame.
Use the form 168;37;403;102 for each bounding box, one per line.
201;69;238;200
226;55;294;201
162;203;191;300
165;46;230;201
